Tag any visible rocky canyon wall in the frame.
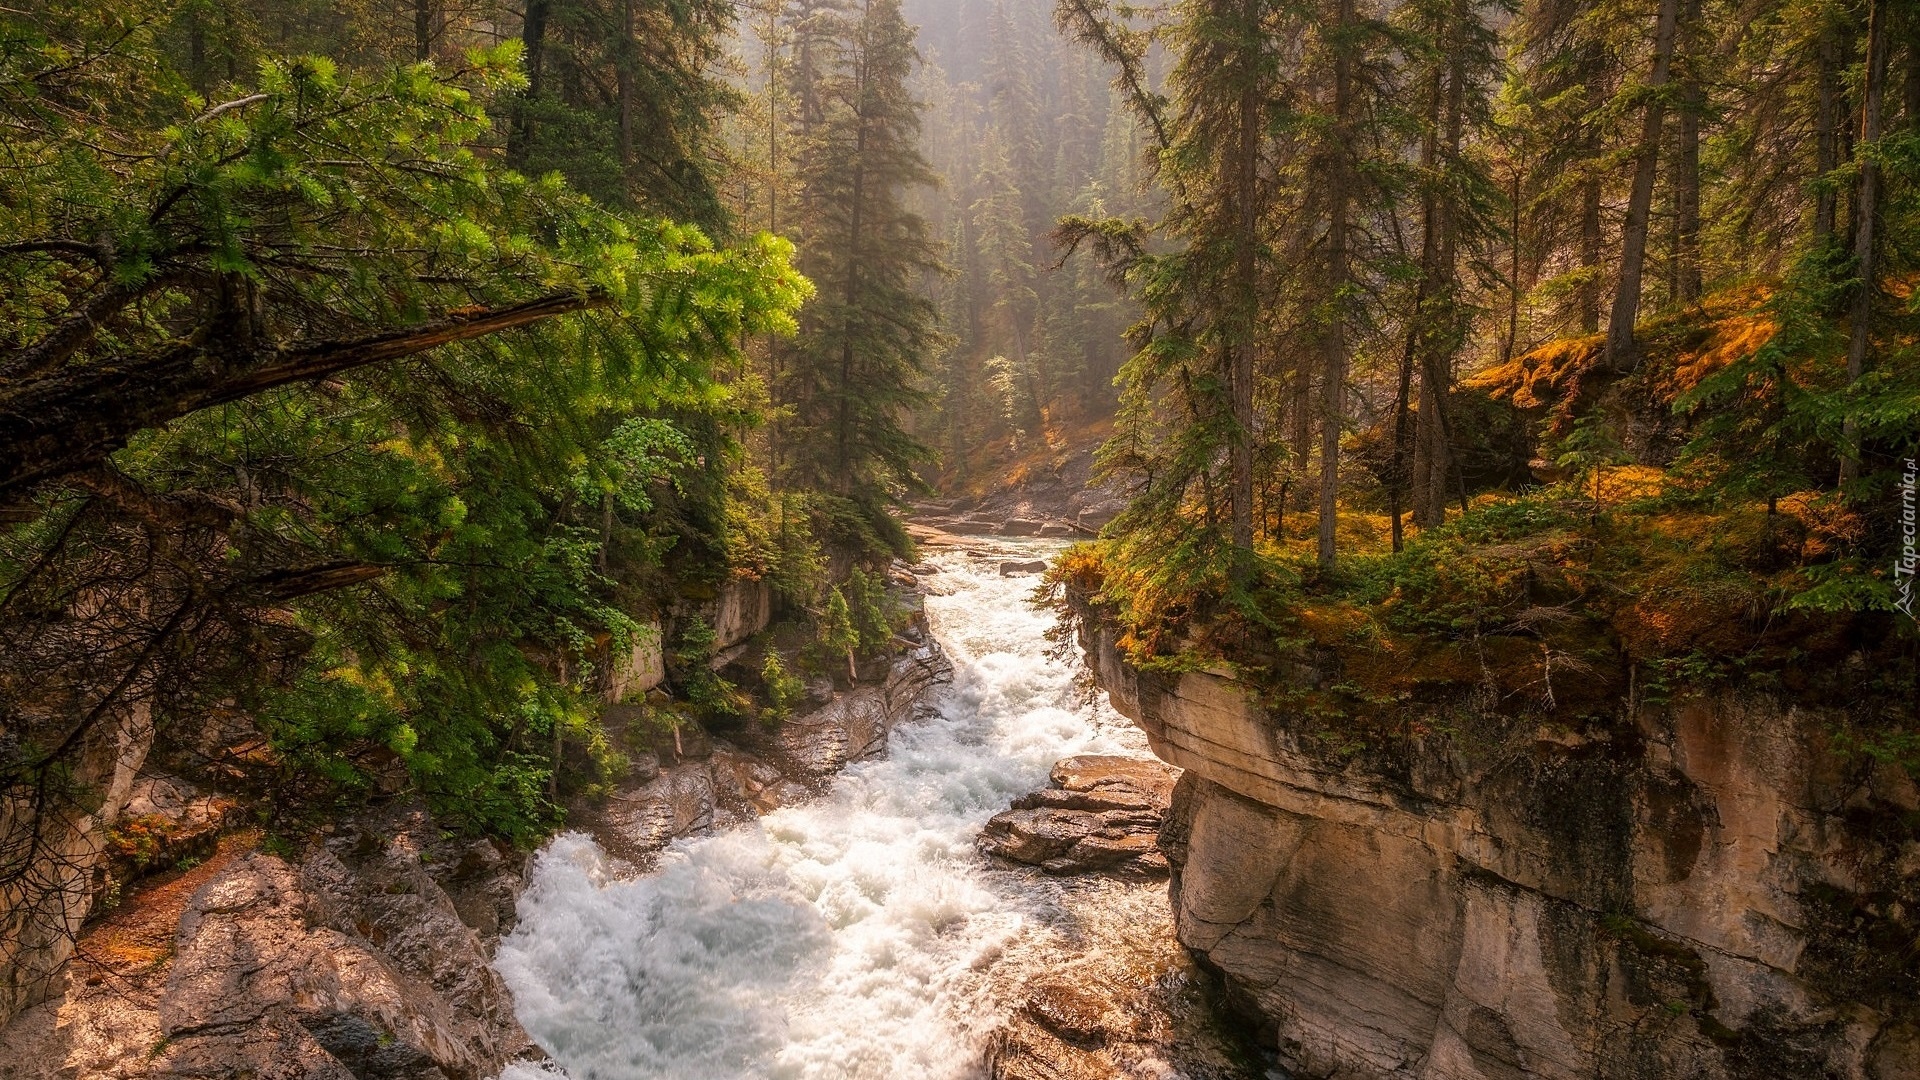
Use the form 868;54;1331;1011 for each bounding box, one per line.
1077;617;1919;1080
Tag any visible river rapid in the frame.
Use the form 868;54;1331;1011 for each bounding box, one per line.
494;541;1256;1080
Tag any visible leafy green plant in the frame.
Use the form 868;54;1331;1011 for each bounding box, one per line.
820;587;859;682
848;566;894;653
760;651;807;723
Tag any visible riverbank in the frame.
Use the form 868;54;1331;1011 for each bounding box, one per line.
0;569;955;1079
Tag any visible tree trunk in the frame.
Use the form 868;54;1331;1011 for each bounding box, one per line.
1;291;607;499
1319;0;1356;571
1228;0;1261;571
512;0;553;162
413;0;433;61
1505;161;1523;362
1841;0;1888;487
1413;12;1467;529
1604;0;1682;373
617;0;636;196
1579;178;1602;334
1671;0;1702;304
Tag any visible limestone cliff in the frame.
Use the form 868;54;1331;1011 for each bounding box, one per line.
1076;617;1920;1080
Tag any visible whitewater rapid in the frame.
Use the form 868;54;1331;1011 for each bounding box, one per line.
495;542;1149;1080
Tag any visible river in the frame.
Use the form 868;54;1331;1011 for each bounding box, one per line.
494;541;1261;1080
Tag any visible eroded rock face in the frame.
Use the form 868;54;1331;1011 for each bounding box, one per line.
1078;618;1920;1080
980;756;1176;877
587;640;953;861
0;700;153;1025
0;818;534;1080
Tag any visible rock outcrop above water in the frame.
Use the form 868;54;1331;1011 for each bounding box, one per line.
0;569;952;1073
979;756;1176;877
0;812;532;1079
1075;615;1920;1080
587;638;952;860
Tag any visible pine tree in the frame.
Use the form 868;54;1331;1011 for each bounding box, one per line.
972;126;1044;435
512;0;738;232
1393;0;1508;540
774;0;941;554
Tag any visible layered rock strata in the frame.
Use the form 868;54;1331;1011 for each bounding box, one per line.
979;755;1176;877
1076;616;1920;1080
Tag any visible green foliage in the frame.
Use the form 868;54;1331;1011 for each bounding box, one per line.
510;0;739;231
671;618;741;722
847;566;894;652
0;8;809;842
819;586;859;681
575;418;696;514
767;0;940;557
759;651;806;722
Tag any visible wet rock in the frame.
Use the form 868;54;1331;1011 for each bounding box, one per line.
1001;518;1044;536
584;641;953;861
780;643;952;776
999;559;1049;576
986;955;1257;1080
979;756;1176;877
1023;979;1110;1046
980;809;1095;864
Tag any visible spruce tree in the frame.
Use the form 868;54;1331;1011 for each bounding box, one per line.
775;0;941;554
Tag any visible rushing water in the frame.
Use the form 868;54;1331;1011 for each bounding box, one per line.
495;541;1158;1080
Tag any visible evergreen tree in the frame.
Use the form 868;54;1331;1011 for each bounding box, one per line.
774;0;941;555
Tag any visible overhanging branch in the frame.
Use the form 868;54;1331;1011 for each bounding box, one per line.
0;290;611;498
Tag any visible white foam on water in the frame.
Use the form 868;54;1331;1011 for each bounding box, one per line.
495;543;1144;1080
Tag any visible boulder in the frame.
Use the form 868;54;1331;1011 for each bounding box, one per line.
1001;518;1044;536
146;844;531;1079
999;559;1049;576
978;756;1177;877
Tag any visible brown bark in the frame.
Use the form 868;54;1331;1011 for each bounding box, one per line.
1289;363;1313;510
1670;0;1702;305
511;0;553;161
1319;0;1355;571
1604;0;1683;373
1579;178;1603;334
1412;9;1468;530
617;0;636;190
413;0;433;61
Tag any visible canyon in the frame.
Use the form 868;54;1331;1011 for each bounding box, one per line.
1074;607;1920;1080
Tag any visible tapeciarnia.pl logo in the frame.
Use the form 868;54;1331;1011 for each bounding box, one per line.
1899;458;1917;620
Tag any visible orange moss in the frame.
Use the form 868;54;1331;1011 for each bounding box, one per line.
1467;335;1602;409
1590;465;1668;502
1467;284;1781;415
1778;491;1866;559
1296;603;1366;646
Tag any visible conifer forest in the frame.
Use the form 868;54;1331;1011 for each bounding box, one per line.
0;0;1917;1077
